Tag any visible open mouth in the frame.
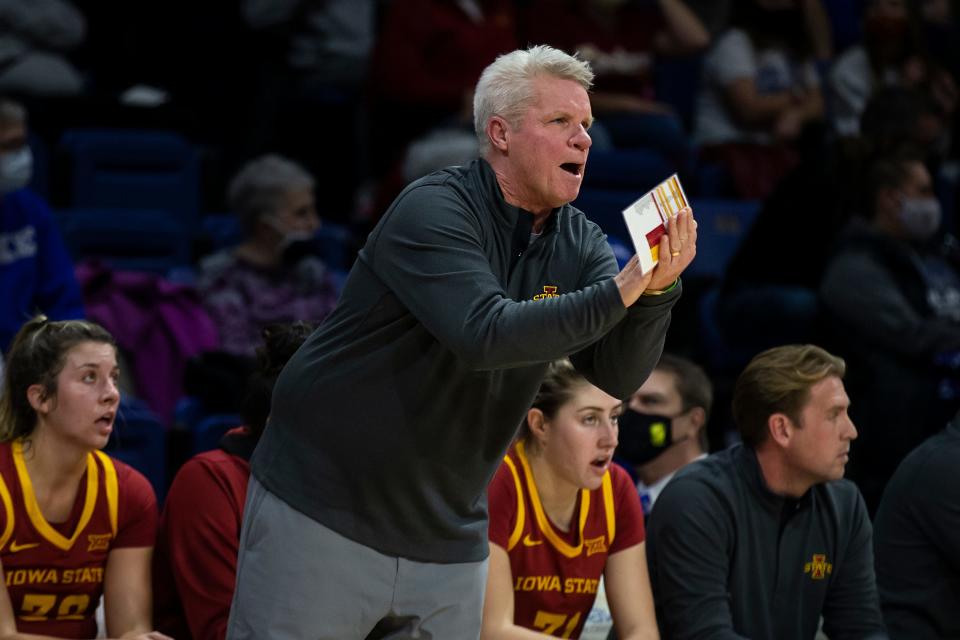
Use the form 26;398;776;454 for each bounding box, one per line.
591;455;611;469
560;162;583;177
96;413;114;428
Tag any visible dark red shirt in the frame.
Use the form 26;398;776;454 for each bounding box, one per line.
153;434;251;640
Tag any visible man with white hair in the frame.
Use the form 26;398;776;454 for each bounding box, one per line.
228;45;697;639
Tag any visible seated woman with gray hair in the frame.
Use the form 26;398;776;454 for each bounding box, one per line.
197;153;339;357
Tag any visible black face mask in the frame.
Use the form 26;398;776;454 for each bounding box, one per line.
617;409;675;466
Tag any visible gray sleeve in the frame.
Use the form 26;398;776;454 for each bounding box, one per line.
370;185;636;371
820;251;960;357
821;491;889;640
0;0;85;48
647;478;748;640
569;223;679;399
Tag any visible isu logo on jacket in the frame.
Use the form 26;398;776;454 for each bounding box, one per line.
487;441;646;638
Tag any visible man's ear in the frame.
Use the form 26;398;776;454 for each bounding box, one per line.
487;116;510;153
26;384;50;415
767;413;793;448
688;406;706;431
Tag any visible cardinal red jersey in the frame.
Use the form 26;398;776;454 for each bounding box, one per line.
0;440;157;638
488;441;645;638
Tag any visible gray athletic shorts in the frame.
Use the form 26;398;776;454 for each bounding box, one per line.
226;476;488;639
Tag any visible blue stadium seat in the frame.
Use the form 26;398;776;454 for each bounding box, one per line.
55;207;191;274
192;413;242;455
684;198;761;282
105;396;167;503
572;187;633;240
59;128;201;229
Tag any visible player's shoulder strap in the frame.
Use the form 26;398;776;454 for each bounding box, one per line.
503;447;526;552
601;469;615;546
0;466;13;551
93;451;119;537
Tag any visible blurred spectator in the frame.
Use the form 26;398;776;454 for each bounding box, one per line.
715;87;943;359
828;0;958;139
154;322;313;640
820;152;960;513
873;412;960;639
687;0;832;56
240;0;375;223
694;0;826;199
520;0;709;167
242;0;374;95
0;0;86;97
0;97;83;354
197;154;338;358
367;0;518;178
647;345;887;640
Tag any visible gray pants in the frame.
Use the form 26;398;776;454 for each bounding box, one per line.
226;476;488;639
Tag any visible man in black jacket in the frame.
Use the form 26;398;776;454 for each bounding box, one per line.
647;344;888;640
227;45;697;639
874;414;960;639
820;152;960;513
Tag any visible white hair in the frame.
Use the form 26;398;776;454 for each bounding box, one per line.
473;45;594;155
228;153;315;234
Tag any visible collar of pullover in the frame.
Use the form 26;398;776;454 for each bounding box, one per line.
472;157;561;236
736;444;813;514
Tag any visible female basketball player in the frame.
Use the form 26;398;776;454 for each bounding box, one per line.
0;316;170;639
482;359;658;639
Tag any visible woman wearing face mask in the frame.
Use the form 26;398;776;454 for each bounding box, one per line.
820;152;960;514
481;359;658;640
197;153;339;358
0;316;171;640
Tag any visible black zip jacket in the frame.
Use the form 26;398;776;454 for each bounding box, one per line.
251;158;679;563
647;445;888;640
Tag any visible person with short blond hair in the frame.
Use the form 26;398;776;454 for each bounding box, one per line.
228;44;697;639
647;344;888;640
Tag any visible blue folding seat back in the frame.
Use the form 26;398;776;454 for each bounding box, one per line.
104;397;167;503
683;198;761;282
55;207;190;273
60;129;200;227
